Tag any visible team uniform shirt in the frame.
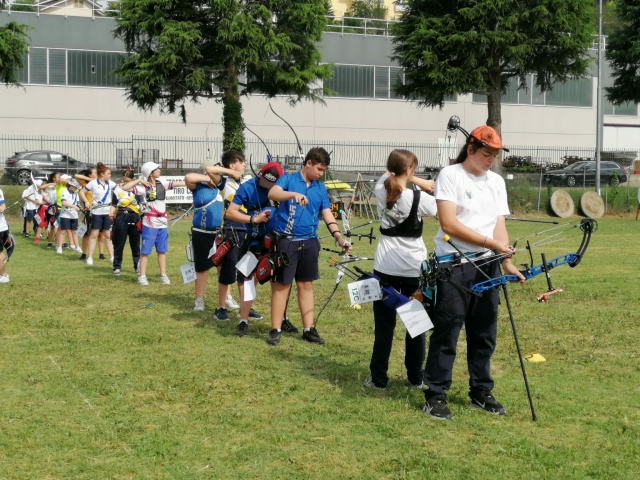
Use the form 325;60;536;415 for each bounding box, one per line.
271;171;330;238
433;163;510;257
60;189;80;219
83;179;117;216
134;180;176;229
221;175;250;231
232;177;277;237
44;185;56;206
55;183;65;207
191;182;224;231
21;185;41;211
0;188;8;232
112;185;140;213
373;174;437;277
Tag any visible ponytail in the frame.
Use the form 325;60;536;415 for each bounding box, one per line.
384;149;418;209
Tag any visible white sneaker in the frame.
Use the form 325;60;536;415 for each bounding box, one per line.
194;299;205;311
109;257;114;264
138;275;149;286
159;274;171;285
86;257;94;266
75;246;83;253
225;294;240;310
0;274;9;284
56;247;63;254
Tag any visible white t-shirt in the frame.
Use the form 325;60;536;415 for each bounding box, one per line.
433;163;510;257
84;179;117;215
0;188;8;232
135;180;173;229
373;174;437;277
60;189;80;219
21;185;40;211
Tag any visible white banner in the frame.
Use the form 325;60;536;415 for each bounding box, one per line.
159;176;193;204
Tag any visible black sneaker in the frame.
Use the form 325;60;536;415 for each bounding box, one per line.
23;232;30;238
248;308;263;320
266;329;281;346
363;376;386;390
79;254;87;260
99;254;106;260
235;321;248;337
302;327;325;345
422;398;453;420
213;307;230;321
406;377;424;389
281;317;299;334
62;243;68;248
469;390;506;415
46;242;52;249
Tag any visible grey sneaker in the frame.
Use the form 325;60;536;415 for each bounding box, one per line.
266;328;281;346
423;398;453;420
193;299;205;311
138;275;149;286
302;327;325;345
469;390;506;415
159;274;171;285
406;377;424;389
235;321;249;337
281;317;299;334
248;308;263;320
214;307;230;321
113;268;121;276
225;294;240;310
363;376;385;390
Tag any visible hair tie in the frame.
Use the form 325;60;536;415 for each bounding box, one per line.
389;172;396;176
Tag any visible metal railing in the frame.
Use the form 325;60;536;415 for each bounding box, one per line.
1;134;637;175
3;1;118;17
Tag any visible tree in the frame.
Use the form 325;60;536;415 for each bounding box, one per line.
8;0;36;12
392;0;593;169
605;0;640;105
348;1;388;19
0;1;30;86
114;0;332;152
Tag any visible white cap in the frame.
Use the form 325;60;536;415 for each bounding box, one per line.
60;174;72;181
34;179;43;187
141;162;160;180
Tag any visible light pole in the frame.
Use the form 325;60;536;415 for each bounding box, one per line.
595;0;604;195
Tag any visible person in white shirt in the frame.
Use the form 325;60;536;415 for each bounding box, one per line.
57;180;83;254
422;125;525;421
0;187;12;283
363;149;436;390
21;180;43;238
79;162;116;266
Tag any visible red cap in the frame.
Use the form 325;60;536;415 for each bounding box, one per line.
259;162;284;189
469;126;509;152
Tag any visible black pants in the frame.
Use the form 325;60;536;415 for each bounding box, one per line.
112;212;140;271
369;270;425;388
423;260;500;400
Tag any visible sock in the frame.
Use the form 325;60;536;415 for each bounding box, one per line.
275;328;282;332
304;328;311;332
238;319;248;325
195;297;203;302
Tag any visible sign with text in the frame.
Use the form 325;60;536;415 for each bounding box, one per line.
347;278;382;305
159;176;193;204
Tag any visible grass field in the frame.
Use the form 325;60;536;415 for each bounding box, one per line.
1;186;639;479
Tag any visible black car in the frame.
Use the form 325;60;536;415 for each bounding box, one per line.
543;161;628;187
4;150;94;186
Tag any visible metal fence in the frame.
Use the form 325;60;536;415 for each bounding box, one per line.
1;134;638;174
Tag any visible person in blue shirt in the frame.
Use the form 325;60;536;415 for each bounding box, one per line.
186;163;243;312
266;147;351;346
226;161;300;337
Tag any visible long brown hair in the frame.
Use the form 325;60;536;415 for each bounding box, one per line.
96;162;110;178
384;149;418;209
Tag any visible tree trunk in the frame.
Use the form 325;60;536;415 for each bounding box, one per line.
222;63;245;153
486;82;503;174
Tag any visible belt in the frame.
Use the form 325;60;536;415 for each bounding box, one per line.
192;227;219;235
437;251;490;263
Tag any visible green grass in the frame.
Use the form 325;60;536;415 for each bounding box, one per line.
1;188;639;478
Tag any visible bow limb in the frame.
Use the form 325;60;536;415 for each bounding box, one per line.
269;103;305;163
244;125;272;177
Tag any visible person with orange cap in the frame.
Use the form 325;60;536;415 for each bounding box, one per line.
422;125;525;420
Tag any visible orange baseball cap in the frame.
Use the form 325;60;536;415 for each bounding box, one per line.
469;126;509;152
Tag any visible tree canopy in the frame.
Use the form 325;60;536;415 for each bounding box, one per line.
114;0;332;152
392;0;594;158
0;2;30;86
605;0;640;105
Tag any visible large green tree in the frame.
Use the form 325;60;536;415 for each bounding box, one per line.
392;0;593;165
0;1;30;86
114;0;332;152
605;0;640;106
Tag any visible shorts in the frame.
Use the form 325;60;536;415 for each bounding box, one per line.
24;209;36;222
141;226;169;255
60;217;79;231
0;230;9;253
272;237;320;285
219;230;246;285
191;229;217;273
91;214;112;231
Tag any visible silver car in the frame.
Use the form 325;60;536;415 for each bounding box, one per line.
4;150;94;186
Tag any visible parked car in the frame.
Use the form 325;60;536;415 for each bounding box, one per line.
543;161;627;187
4;150;94;186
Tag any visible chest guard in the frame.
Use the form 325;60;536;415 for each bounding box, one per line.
379;190;423;238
